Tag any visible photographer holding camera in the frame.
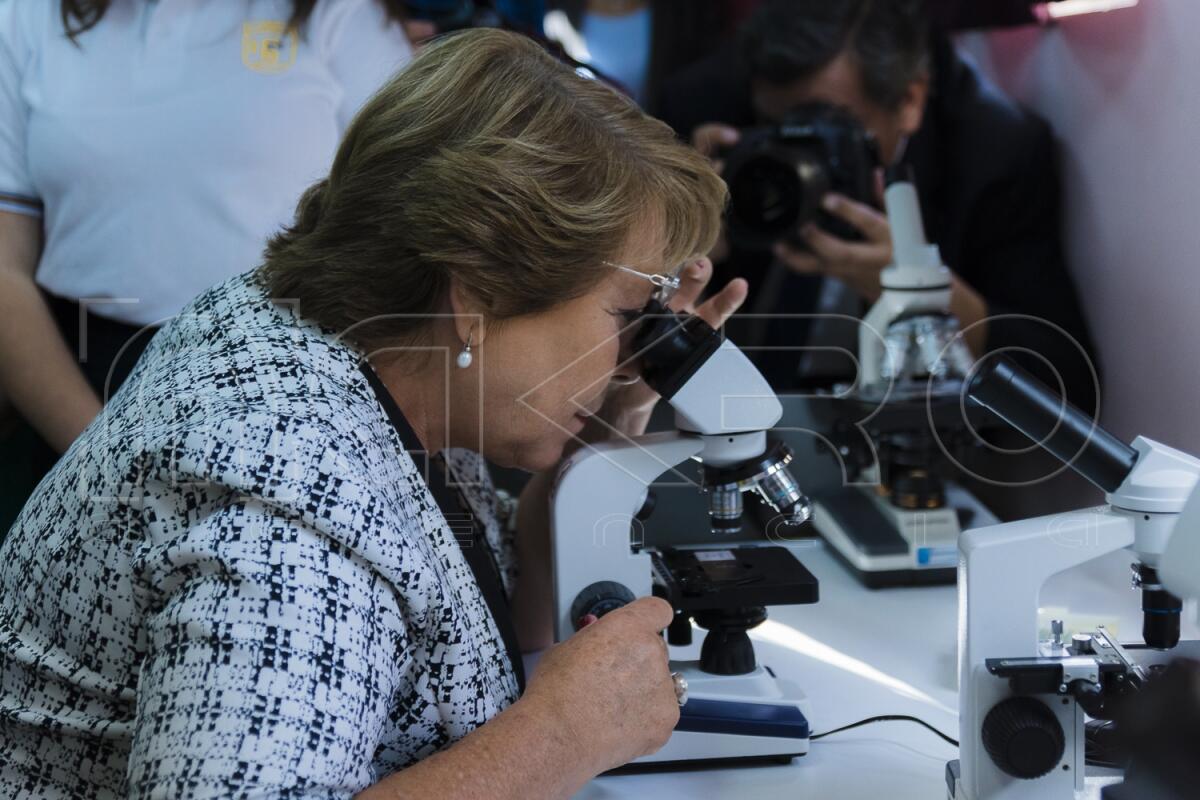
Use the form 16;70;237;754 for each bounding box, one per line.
659;0;1098;410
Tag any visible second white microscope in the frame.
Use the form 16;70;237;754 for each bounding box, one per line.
811;178;995;587
948;357;1200;800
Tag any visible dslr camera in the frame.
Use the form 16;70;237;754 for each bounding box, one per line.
722;102;881;251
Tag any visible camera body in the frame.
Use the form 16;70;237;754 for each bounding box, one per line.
723;102;881;251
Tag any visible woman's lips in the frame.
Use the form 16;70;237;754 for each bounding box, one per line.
575;398;604;419
570;404;600;431
567;398;603;433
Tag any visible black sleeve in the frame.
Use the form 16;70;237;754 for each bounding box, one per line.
655;45;755;141
927;0;1037;31
956;123;1101;415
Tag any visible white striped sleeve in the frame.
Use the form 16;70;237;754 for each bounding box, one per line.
313;0;413;133
0;1;40;217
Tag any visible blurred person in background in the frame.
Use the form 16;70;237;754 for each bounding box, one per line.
0;0;412;531
399;0;551;44
658;0;1098;409
401;0;736;115
546;0;730;113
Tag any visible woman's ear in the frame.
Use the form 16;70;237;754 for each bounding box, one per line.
447;277;487;346
897;71;931;137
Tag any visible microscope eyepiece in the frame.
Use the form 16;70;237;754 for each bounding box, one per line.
966;357;1137;494
631;300;724;400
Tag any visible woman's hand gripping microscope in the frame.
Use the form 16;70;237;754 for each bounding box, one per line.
948;358;1200;800
549;300;820;766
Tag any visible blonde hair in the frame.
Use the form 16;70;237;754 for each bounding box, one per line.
258;28;726;351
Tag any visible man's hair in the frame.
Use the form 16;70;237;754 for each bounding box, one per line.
740;0;930;111
259;29;725;354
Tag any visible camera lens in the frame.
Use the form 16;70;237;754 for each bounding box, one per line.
720;102;880;251
727;148;828;244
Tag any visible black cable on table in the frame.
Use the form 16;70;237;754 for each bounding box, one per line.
812;715;959;747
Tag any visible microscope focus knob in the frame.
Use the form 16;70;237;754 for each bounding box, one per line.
570;581;636;631
981;697;1066;780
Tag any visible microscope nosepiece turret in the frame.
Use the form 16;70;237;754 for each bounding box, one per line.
702;440;812;535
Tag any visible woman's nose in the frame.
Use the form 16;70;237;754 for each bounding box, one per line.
610;356;642;386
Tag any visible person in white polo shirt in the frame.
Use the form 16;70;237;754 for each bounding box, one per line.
0;0;412;528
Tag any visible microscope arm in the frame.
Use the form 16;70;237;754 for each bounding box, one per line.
858;181;954;389
549;432;705;640
960;508;1136;680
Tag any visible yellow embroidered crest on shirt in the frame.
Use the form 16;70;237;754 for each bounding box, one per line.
242;21;297;74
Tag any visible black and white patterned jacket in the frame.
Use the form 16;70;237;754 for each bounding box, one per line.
0;273;522;798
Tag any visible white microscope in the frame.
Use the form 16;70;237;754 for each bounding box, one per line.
947;357;1200;800
549;300;820;766
810;179;996;587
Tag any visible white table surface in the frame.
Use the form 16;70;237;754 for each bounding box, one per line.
572;539;1195;799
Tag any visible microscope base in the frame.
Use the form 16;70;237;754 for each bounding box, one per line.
812;483;997;588
948;640;1200;800
631;661;811;767
945;759;1126;800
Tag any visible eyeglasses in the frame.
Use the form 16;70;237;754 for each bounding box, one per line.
602;260;686;363
604;260;683;306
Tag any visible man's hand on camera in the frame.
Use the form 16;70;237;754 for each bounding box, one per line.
691;123;740;162
691;124;740;263
773;192;892;303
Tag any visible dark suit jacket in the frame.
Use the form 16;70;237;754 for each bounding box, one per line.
657;34;1100;413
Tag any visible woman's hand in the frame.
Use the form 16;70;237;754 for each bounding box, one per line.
584;258;748;441
360;597;678;799
522;597;679;774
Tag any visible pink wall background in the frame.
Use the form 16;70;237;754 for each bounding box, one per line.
958;1;1200;471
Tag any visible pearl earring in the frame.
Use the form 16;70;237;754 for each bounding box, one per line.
456;332;473;369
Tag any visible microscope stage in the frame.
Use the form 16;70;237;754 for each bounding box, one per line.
653;545;820;611
811;482;998;588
